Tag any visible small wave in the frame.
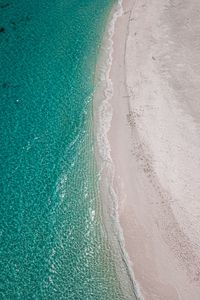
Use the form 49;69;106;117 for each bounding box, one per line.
97;0;123;162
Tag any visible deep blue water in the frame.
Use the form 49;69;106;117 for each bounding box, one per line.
0;1;136;299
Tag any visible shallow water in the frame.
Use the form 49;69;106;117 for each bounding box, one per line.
0;0;136;299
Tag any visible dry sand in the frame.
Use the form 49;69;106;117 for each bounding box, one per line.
108;0;200;299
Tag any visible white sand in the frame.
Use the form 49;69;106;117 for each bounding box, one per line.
106;0;200;299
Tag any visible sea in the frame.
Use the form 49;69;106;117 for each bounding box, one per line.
0;0;137;299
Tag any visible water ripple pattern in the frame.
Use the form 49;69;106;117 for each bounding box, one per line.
0;0;135;299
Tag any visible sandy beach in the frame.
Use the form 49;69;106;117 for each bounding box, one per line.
102;0;200;299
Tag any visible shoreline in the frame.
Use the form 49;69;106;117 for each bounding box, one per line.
95;0;200;299
93;1;141;299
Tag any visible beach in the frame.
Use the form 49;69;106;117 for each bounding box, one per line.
97;0;200;299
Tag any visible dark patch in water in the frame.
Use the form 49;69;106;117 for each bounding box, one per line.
2;82;9;88
0;3;10;9
0;27;5;33
20;16;32;24
10;21;16;29
10;16;32;31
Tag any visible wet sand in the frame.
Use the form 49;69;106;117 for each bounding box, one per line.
108;0;200;299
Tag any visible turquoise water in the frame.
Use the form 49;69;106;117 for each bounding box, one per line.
0;1;136;299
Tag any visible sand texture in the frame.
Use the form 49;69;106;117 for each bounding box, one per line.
109;0;200;299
